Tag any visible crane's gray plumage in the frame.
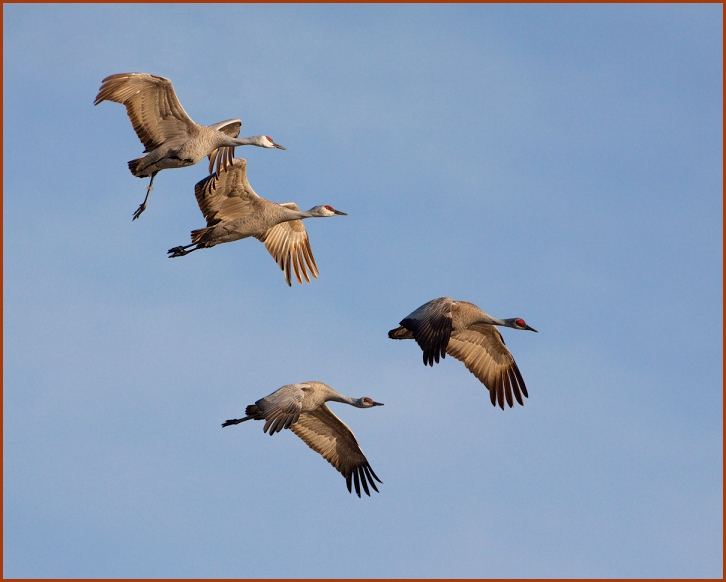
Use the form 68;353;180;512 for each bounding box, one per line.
94;72;284;219
388;297;537;409
222;382;383;497
167;158;346;286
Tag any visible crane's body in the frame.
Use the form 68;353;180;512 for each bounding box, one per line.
94;72;284;219
223;381;383;497
389;297;537;409
167;158;346;286
192;195;323;246
125;122;242;177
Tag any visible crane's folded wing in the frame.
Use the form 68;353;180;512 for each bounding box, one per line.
401;297;453;366
255;384;305;434
194;159;261;224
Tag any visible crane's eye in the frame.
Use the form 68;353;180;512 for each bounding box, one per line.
515;318;525;327
325;205;334;211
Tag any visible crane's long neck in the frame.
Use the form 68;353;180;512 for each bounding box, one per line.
326;394;359;407
217;135;264;148
234;136;262;146
281;207;330;221
456;301;505;328
280;207;312;221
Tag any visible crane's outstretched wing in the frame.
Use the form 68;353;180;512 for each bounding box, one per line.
208;119;242;137
94;73;196;152
207;119;242;174
445;323;529;409
399;297;453;366
194;158;261;225
290;404;382;497
256;203;319;287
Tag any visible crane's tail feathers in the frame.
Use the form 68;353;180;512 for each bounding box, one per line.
245;404;261;417
191;227;213;245
128;157;146;177
388;326;414;340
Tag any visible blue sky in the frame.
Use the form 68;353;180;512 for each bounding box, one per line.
3;3;722;578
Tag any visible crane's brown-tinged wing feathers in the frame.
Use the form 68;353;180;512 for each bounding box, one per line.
94;73;196;152
290;404;381;497
400;297;453;366
256;203;319;287
194;159;260;225
207;119;242;174
208;145;235;176
445;323;528;409
253;385;305;435
208;119;242;138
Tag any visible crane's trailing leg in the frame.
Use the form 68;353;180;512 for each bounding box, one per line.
221;417;250;427
132;171;158;221
167;243;202;258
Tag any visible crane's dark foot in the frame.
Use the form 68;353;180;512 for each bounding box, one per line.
167;246;190;258
132;202;147;221
222;418;243;427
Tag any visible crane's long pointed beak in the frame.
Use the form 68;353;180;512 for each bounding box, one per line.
372;401;383;406
526;325;538;332
334;209;348;216
273;143;286;150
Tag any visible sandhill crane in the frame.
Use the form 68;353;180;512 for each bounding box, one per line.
94;72;285;220
167;158;346;286
388;297;537;409
222;381;383;497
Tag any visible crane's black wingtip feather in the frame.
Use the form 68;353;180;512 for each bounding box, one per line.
367;465;383;484
359;468;371;497
512;363;529;399
353;469;362;497
363;465;381;492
